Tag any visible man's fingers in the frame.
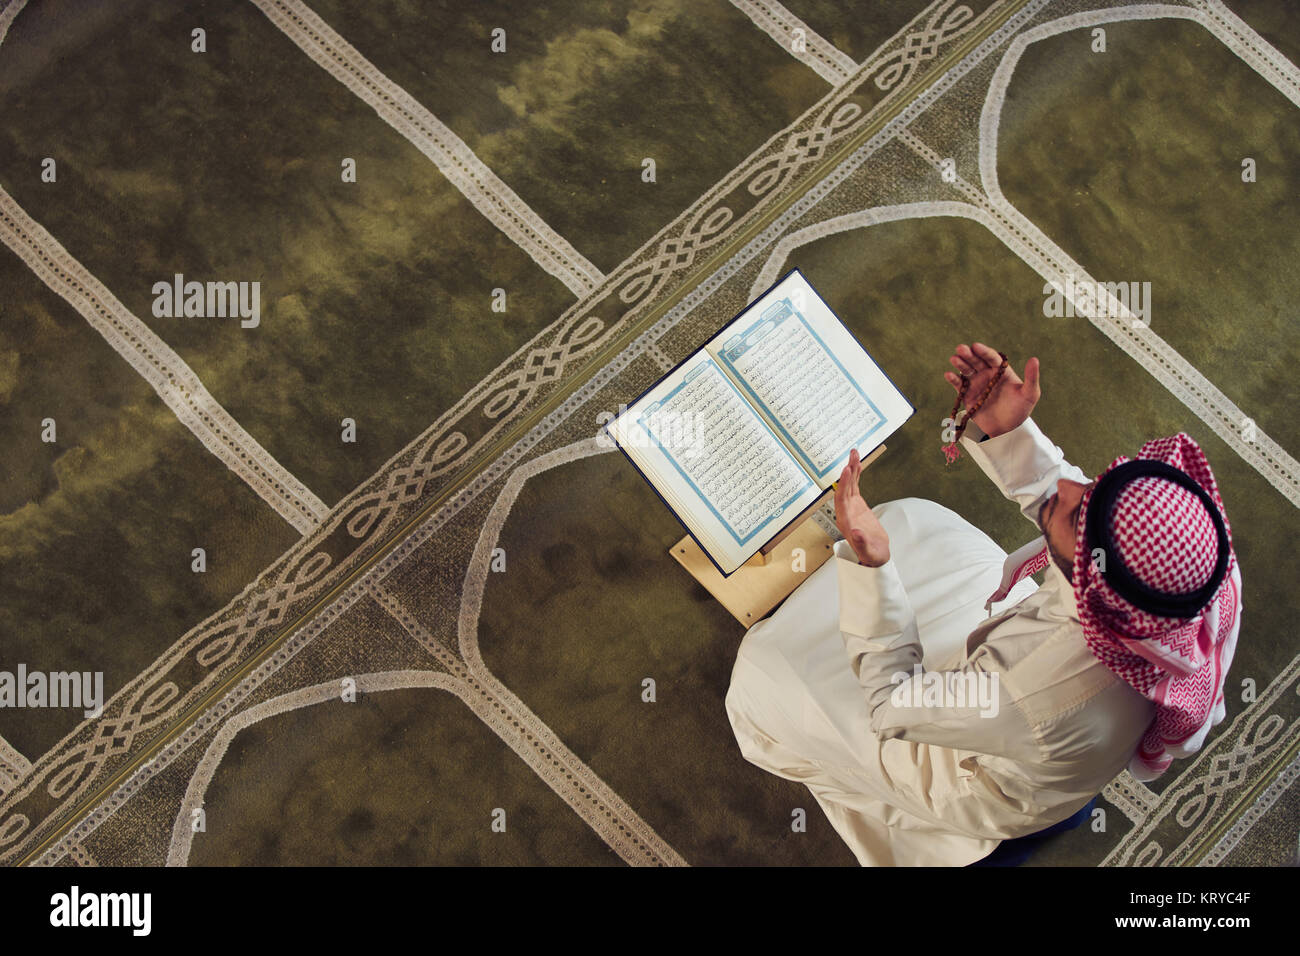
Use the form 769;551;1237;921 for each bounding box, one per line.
957;344;989;370
950;354;976;375
1024;356;1041;399
837;456;861;505
944;370;962;392
971;342;1002;367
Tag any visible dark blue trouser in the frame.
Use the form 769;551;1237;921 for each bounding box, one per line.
969;797;1099;867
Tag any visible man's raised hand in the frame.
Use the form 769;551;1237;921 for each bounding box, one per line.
834;448;890;568
944;343;1041;439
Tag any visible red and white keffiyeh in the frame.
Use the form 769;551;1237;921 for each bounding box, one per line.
989;433;1241;781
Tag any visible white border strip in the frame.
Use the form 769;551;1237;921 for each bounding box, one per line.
0;735;31;796
0;187;329;532
977;5;1300;506
252;0;604;298
164;669;681;867
0;0;28;48
1199;744;1300;866
731;0;858;85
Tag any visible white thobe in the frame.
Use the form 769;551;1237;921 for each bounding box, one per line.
725;418;1156;866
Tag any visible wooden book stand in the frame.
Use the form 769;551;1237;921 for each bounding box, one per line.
669;445;885;626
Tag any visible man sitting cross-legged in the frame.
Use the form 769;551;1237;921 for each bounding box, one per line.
725;343;1242;866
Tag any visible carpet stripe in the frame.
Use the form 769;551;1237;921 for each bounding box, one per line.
975;8;1300;506
251;0;605;298
0;187;330;533
730;0;858;85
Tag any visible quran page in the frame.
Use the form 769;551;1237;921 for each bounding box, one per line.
606;350;822;575
707;269;913;487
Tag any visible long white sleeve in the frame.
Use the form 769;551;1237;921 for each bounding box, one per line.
959;418;1090;529
834;545;1044;761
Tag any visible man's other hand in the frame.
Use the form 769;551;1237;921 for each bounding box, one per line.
944;343;1041;439
834;448;890;567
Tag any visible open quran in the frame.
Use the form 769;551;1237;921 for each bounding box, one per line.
606;269;913;576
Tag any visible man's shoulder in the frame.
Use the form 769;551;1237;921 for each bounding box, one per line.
978;609;1129;722
969;572;1078;666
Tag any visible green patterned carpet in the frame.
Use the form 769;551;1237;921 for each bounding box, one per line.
2;0;1297;866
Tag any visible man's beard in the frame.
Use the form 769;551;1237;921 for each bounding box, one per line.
1050;551;1074;584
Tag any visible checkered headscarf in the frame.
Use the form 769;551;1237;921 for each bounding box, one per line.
1071;434;1242;781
